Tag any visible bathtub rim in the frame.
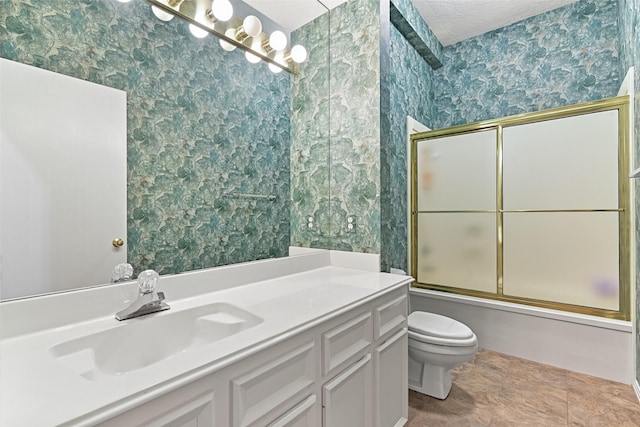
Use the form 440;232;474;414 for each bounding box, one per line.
410;287;632;333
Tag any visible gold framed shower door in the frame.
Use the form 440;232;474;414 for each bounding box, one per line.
410;96;631;321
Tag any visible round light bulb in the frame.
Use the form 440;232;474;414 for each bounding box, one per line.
290;45;307;63
189;24;209;39
211;0;233;21
151;5;174;21
269;31;287;51
243;15;262;37
245;50;261;64
220;28;237;51
268;63;283;74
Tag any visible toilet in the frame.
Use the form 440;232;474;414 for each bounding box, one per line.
408;311;478;399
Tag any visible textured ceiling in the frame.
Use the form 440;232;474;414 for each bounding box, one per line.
412;0;580;46
244;0;580;44
242;0;347;33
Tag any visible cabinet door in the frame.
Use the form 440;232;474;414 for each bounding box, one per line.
322;354;372;427
374;328;408;427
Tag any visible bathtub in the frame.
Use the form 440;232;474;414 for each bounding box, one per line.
410;287;634;383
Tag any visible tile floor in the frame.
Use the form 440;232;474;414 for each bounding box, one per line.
407;348;640;426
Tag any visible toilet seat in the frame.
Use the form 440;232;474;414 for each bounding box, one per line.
408;312;477;347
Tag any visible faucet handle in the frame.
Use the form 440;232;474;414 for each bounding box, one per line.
111;263;134;283
137;269;160;294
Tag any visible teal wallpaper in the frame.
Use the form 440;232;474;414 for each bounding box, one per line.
0;0;291;275
381;0;437;273
617;0;640;387
290;12;331;249
382;24;435;272
433;0;621;128
329;0;382;253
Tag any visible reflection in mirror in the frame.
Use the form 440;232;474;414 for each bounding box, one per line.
145;0;309;74
0;59;128;300
0;0;331;300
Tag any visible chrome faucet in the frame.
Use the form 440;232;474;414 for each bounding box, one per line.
115;269;170;321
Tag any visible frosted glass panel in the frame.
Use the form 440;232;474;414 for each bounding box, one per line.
503;111;619;210
417;213;497;293
416;130;496;211
503;212;619;310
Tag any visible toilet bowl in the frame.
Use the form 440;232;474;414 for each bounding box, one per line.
408;311;478;399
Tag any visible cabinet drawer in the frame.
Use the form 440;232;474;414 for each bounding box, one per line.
322;312;372;376
97;382;215;427
268;395;317;427
232;341;315;427
373;292;407;341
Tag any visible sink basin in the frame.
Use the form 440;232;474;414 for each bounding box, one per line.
49;303;262;380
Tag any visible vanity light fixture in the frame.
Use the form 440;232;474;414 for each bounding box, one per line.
151;5;174;21
235;15;263;42
289;45;308;63
150;0;183;20
245;50;262;64
268;51;287;74
144;0;306;74
207;0;234;22
268;63;283;74
219;28;238;51
189;23;209;38
268;31;288;51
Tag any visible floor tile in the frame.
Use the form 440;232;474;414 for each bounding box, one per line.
407;349;640;427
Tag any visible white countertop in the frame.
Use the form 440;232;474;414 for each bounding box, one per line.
0;252;413;426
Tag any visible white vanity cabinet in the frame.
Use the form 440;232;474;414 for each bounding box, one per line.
320;288;409;427
94;285;409;427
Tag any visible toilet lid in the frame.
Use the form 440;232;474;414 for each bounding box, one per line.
408;312;474;340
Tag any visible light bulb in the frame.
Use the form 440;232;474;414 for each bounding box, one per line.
268;63;283;74
189;24;209;39
220;28;237;51
245;51;261;64
151;5;174;21
291;45;307;63
269;31;287;51
211;0;233;22
243;15;262;37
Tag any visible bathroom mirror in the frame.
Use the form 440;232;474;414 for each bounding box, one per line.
0;0;334;300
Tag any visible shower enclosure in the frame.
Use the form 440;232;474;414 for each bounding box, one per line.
410;96;631;320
